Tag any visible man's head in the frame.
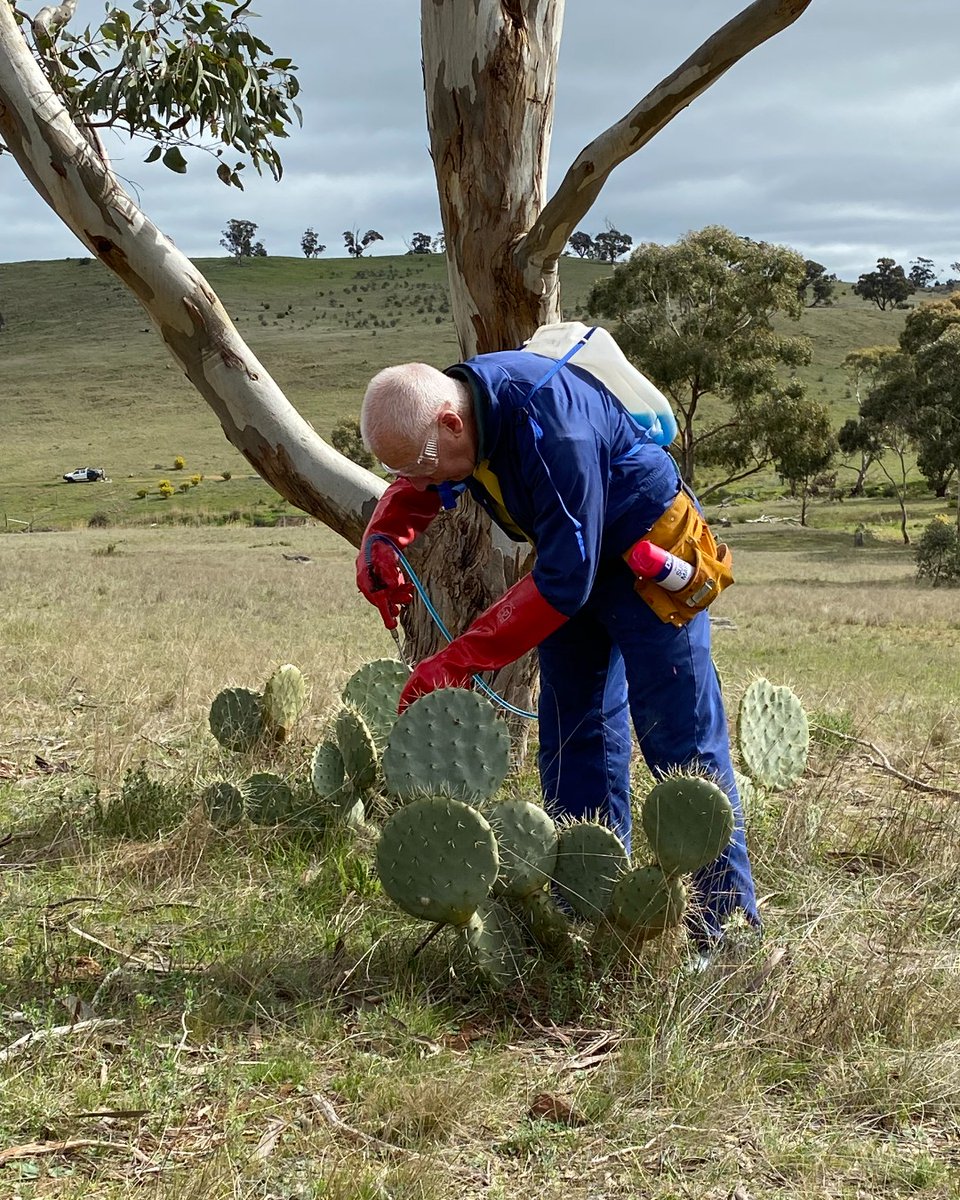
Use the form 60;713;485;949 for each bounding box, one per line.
360;363;477;488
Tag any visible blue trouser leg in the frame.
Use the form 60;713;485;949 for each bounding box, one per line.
537;562;759;946
537;615;634;854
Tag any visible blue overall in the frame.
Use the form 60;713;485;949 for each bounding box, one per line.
445;350;758;945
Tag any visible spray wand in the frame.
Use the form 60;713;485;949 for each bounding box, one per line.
366;532;538;720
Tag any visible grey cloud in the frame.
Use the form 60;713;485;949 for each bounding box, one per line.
1;1;958;278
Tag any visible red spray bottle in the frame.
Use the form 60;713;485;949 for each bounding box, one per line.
625;540;693;593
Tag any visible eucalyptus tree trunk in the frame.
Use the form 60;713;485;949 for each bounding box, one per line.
421;1;564;357
409;1;566;712
0;0;815;716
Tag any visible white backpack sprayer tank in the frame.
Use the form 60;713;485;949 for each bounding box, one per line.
521;321;678;448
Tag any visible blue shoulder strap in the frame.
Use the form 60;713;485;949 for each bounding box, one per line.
525;326;597;401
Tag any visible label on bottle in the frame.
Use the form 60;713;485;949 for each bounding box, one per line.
656;553;694;592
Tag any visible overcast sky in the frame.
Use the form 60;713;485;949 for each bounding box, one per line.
2;1;958;280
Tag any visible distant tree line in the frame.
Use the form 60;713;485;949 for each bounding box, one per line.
223;216;960;315
566;225;633;263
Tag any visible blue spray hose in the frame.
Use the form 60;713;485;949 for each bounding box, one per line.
367;533;538;720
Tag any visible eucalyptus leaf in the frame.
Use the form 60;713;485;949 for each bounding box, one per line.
162;145;189;173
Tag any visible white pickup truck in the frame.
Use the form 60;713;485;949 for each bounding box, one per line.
62;467;106;483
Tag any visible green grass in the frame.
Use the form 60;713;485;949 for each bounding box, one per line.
0;254;924;532
788;283;908;422
1;524;958;1197
1;259;958;1196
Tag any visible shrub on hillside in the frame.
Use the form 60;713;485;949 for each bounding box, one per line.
173;456;186;471
158;479;175;499
88;511;110;528
331;418;375;470
915;516;960;587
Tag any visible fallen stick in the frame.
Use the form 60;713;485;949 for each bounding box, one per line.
0;1018;122;1064
810;725;960;799
307;1094;420;1157
0;1138;123;1166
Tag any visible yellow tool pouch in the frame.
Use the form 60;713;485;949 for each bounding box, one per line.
625;489;734;627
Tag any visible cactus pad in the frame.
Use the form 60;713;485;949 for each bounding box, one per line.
382;688;509;804
641;775;735;876
335;705;378;791
376;795;499;925
262;664;308;741
515;888;576;954
606;865;686;935
461;900;525;989
552;822;629;921
734;770;757;818
488;799;558;899
309;740;358;817
201;781;245;829
737;678;809;790
209;687;264;753
243;772;296;826
341;659;409;746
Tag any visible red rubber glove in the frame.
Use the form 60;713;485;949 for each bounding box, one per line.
356;479;442;629
397;574;568;712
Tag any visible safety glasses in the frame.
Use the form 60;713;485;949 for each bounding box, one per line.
380;419;440;478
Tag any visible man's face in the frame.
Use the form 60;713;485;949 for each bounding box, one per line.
379;418;440;479
378;409;476;489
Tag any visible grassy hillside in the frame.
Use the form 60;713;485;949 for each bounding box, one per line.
0;522;957;1198
1;259;958;1197
0;254;917;531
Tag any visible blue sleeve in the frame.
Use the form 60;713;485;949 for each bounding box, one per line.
515;401;609;616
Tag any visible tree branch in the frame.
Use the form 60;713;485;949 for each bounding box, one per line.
517;0;813;273
810;726;960;799
32;2;79;45
0;2;377;545
699;457;767;498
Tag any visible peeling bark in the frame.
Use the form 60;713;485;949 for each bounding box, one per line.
421;0;565;357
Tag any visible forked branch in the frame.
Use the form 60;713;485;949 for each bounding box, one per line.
519;0;814;274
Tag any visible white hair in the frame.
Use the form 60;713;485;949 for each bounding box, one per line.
360;362;469;453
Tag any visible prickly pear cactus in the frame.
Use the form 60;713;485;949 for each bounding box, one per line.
461;899;525;990
309;740;359;819
341;659;409;746
381;688;510;805
488;799;558;899
262;664;308;742
515;888;576;955
735;770;758;818
243;772;296;826
737;677;809;790
641;776;735;876
335;706;378;792
201;781;245;829
375;795;499;925
209;687;264;753
606;865;686;937
552;821;629;921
